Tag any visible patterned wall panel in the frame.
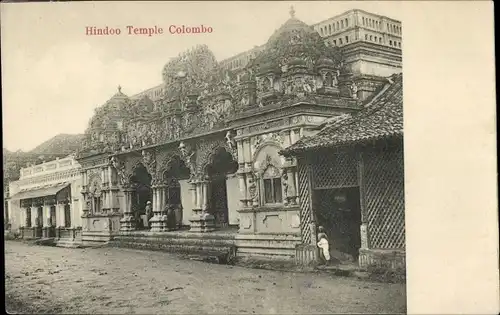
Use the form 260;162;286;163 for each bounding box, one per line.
311;151;358;189
297;157;312;244
364;145;405;249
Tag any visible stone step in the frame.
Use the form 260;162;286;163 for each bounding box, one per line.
114;235;235;247
34;238;56;246
109;240;236;264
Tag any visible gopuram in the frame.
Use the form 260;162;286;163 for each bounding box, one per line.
75;8;402;259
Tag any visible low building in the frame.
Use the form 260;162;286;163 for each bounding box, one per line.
7;155;84;246
281;73;404;268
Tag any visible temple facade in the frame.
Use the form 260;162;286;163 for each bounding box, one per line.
7;156;84;246
38;8;402;262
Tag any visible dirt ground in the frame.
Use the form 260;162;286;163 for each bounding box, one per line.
5;241;406;314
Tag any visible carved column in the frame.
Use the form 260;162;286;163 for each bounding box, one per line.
283;157;298;206
150;185;162;232
237;171;247;208
119;185;136;231
159;184;169;231
108;165;120;213
189;178;215;233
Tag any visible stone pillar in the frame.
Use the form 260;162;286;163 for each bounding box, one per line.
237;171;247;208
119;186;136;231
287;167;297;205
189;179;215;232
159;185;169;231
190;182;197;209
150;186;162;232
201;181;208;211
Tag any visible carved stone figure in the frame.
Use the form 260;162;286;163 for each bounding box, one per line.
179;142;196;177
225;131;236;153
111;157;127;185
350;82;358;99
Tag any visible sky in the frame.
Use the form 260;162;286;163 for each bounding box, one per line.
1;1;402;152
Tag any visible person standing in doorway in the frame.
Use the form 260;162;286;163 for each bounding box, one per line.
317;226;331;264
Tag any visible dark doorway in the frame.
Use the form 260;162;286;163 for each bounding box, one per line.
36;207;43;227
64;204;71;227
130;164;153;230
313;187;362;261
206;148;238;228
163;156;190;229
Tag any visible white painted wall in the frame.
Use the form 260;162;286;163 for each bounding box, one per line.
179;179;194;226
226;175;240;225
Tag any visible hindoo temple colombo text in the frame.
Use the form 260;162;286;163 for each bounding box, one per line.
7;7;405;268
85;25;214;36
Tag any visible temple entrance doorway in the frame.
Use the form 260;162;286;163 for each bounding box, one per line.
313;187;361;261
162;156;191;230
206;148;238;228
130;164;153;230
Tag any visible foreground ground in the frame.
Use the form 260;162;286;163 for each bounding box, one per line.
5;241;406;314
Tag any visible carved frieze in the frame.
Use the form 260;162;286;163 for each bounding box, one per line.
110;156;127;186
251;132;284;159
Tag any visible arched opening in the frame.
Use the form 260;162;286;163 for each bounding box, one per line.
130;163;153;230
206;147;238;228
162;156;191;230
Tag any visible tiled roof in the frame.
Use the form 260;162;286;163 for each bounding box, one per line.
283;73;403;155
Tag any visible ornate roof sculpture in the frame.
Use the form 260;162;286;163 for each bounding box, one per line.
245;6;344;106
76;7;355;160
282;73;403;155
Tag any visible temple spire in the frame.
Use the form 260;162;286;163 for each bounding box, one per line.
289;5;295;18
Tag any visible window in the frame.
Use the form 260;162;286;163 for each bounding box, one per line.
345;18;348;27
26;208;32;227
389;40;393;46
263;166;282;204
365;34;368;40
341;20;344;28
370;35;373;41
362;17;365;25
92;196;102;213
320;28;324;36
333;39;337;46
345;36;349;43
339;38;343;45
64;204;71;227
398;42;401;48
379;37;382;43
328;24;332;34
